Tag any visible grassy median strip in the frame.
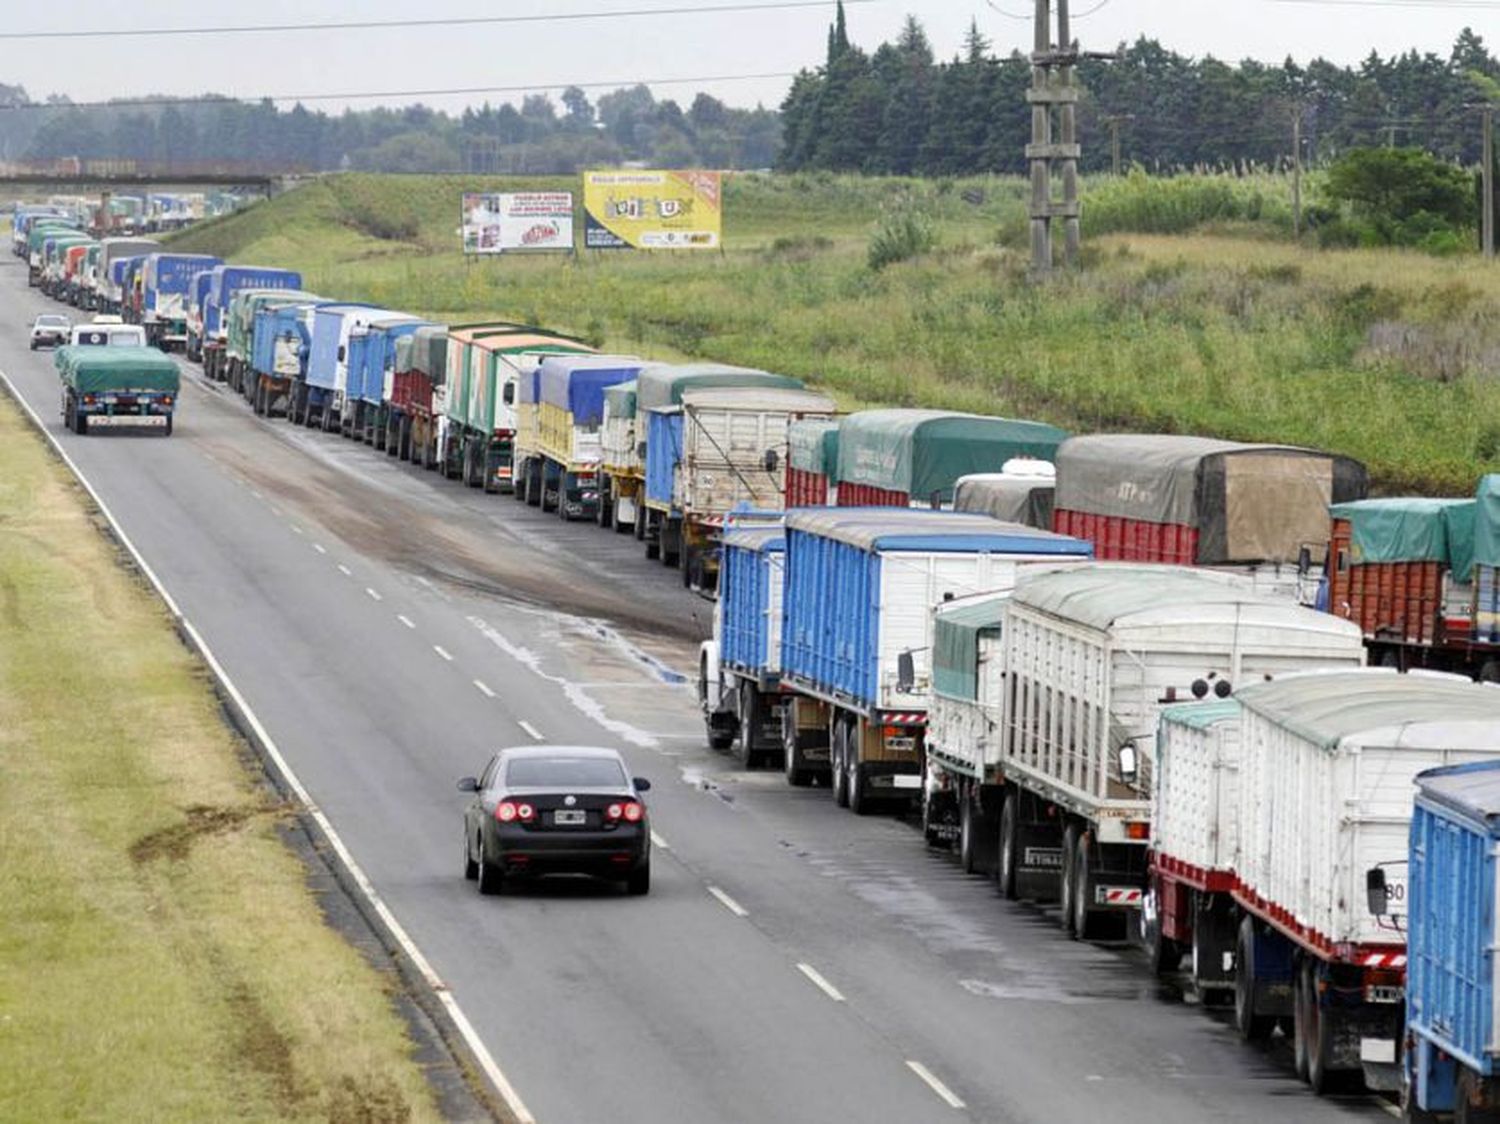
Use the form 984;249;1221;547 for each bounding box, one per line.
0;395;441;1122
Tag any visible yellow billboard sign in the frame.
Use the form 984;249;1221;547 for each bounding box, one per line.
582;170;721;250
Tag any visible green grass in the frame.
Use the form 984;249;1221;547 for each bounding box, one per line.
0;396;441;1122
170;171;1500;494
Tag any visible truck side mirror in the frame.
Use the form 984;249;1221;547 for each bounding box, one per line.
762;449;779;473
897;651;915;693
1118;743;1139;786
1366;867;1388;916
1297;545;1312;577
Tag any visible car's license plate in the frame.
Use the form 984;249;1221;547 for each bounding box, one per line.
553;809;586;826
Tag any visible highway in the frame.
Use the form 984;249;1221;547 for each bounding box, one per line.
2;261;1389;1123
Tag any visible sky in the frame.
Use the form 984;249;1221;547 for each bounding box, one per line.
0;0;1492;117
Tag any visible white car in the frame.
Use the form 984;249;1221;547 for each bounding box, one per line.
30;313;70;350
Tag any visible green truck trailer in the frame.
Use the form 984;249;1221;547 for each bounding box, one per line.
56;346;180;436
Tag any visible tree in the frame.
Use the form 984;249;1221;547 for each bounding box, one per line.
1325;146;1473;245
561;86;594;130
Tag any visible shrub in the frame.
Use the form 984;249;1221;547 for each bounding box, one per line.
868;200;937;270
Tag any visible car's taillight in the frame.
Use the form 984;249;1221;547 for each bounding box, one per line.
606;801;644;823
495;801;536;823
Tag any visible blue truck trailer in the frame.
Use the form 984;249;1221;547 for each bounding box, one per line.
1399;760;1500;1121
246;295;326;417
302;303;385;432
140;253;221;350
701;508;1093;809
200;265;304;380
345;316;426;445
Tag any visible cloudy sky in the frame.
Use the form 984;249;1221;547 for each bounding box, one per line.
1;0;1490;115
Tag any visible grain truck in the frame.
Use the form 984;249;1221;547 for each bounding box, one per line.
96;237;159;313
526;355;644;520
248;296;327;418
598;380;640;532
1399;760;1500;1120
226;289;322;401
302;303;387;431
140;253;221;350
199;266;304;381
1052;435;1368;602
390;325;448;468
775;510;1093;813
952;463;1056;529
56;346;179;436
453;328;595;491
343;316;427;444
785;418;841;507
985;566;1365;944
835;409;1068;508
1223;672;1500;1095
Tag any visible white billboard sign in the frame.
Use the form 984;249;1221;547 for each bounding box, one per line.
461;192;574;254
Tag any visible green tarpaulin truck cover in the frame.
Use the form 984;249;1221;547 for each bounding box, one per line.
933;594;1007;702
56;346;180;394
789;417;840;475
1329;496;1476;581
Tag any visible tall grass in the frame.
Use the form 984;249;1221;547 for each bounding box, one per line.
1080;170;1304;236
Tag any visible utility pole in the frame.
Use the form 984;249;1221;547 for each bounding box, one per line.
1292;108;1302;240
1026;0;1091;273
1485;105;1495;259
1102;114;1134;176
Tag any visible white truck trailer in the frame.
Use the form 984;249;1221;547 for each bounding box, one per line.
978;565;1365;941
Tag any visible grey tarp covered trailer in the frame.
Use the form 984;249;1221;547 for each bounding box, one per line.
1053;434;1368;565
954;473;1055;529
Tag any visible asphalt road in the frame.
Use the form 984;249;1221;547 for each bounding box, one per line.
3;264;1391;1124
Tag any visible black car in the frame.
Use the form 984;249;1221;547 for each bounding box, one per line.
459;744;652;896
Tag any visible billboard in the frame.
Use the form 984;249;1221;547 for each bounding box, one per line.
461;192;574;254
582;170;722;250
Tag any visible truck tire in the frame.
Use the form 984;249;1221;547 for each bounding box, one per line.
1143;885;1182;975
1456;1072;1500;1124
1234;917;1277;1041
1059;824;1080;935
832;721;850;808
1071;832;1099;940
735;680;761;768
1293;959;1312;1082
848;759;873;815
959;794;980;874
597;478;612;528
75;410;89;436
997;791;1020;900
163;415;173;437
782;713;813;787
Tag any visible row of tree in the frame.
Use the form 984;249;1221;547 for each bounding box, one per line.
780;7;1500;175
1;84;780;174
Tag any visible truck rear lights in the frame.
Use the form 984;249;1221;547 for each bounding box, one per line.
606;801;643;823
1125;821;1151;841
495;801;535;823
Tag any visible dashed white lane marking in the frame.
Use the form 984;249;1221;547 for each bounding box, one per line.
649;830;669;850
365;587;382;602
290;524;304;535
518;719;544;741
250;488;263;499
433;645;453;662
707;886;748;918
796;963;846;1003
313;543;327;554
336;563;352;576
397;614;415;629
473;679;495;698
269;505;283;516
906;1061;965;1110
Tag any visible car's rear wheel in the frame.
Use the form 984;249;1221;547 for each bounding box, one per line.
463;830;478;881
477;837;504;896
627;863;651;896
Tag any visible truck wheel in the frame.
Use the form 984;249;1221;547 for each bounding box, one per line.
1456;1072;1500;1124
959;794;979;873
1234;917;1277;1042
735;680;760;768
848;760;872;815
597;479;612;528
75;411;89;436
1058;824;1080;935
1071;832;1096;939
832;722;850;808
782;713;812;787
163;416;173;437
1143;886;1182;975
997;791;1019;899
1293;959;1312;1082
1304;971;1359;1095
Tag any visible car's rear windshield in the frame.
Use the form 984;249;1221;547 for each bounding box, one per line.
506;757;627;788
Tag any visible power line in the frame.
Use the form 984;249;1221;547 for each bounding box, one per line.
1269;0;1500;8
0;1;874;41
0;71;801;113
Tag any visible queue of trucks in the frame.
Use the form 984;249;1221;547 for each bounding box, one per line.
20;222;1500;1115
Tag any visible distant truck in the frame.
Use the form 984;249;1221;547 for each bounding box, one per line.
598;380;642;533
302;303;385;431
140;253;221;350
745;510;1092;810
524;356;644;520
1051;435;1368;601
226;289;322;402
198;266;304;380
1400;759;1500;1119
56;345;179;436
94;238;159;313
835;409;1069;508
389;325;448;468
346;316;429;446
785;418;840;507
973;566;1365;944
951;462;1056;528
247;295;325;417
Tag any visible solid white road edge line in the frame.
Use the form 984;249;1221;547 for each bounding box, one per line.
434;645;454;662
796;963;846;1002
518;720;544;741
905;1061;966;1110
707;886;749;918
649;830;669;850
473;679;495;698
397;614;415;629
0;370;537;1124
